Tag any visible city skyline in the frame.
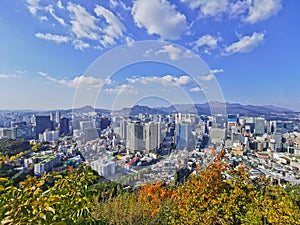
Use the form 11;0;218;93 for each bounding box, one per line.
0;0;299;110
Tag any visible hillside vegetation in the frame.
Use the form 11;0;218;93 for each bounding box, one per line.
0;152;300;225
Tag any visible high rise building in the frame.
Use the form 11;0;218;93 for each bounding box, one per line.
80;121;93;133
55;111;61;124
99;117;111;130
144;122;161;152
42;130;59;142
90;159;115;177
227;114;238;131
214;114;227;128
71;115;80;130
35;116;51;138
209;128;226;144
11;121;34;139
31;115;36;124
255;118;266;135
49;112;54;122
126;121;143;152
0;128;11;139
84;127;98;143
59;117;70;136
231;130;243;145
119;120;127;140
271;134;282;151
176;122;190;150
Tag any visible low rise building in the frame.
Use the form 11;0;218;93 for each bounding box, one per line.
34;154;60;176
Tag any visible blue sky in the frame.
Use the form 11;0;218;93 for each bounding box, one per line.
0;0;299;111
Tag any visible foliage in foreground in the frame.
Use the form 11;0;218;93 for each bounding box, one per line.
0;154;300;225
0;165;99;225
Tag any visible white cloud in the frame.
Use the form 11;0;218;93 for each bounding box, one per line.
157;44;194;60
182;0;281;23
183;0;249;19
26;0;40;15
72;39;90;51
38;72;111;90
194;34;219;50
38;72;47;77
182;0;229;17
174;76;192;85
109;0;118;8
0;74;20;79
67;3;100;40
245;0;282;23
210;69;224;74
190;87;203;92
94;5;126;47
125;36;135;47
144;49;153;57
15;70;27;74
132;0;187;40
158;45;181;60
105;84;137;95
109;0;131;11
225;32;265;55
119;1;131;11
200;74;215;81
35;32;91;52
35;33;70;44
33;4;128;50
127;75;192;86
45;5;66;26
57;0;64;9
39;16;48;21
94;45;104;50
229;0;251;18
65;76;110;89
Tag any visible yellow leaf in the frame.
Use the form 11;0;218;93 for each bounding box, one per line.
0;177;8;182
1;218;14;225
39;213;46;220
45;206;55;214
36;180;45;188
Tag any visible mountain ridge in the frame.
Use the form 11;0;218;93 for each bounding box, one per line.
0;103;294;116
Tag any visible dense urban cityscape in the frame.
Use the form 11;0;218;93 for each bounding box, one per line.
1;104;300;187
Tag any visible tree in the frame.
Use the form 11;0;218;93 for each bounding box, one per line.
1;152;300;225
0;164;98;225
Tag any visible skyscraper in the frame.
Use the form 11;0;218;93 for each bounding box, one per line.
119;120;127;140
126;121;143;152
35;116;51;138
176;122;190;150
11;121;34;139
255;118;265;135
98;117;111;130
59;117;70;136
227;114;238;131
144;122;161;152
55;111;61;124
80;121;93;133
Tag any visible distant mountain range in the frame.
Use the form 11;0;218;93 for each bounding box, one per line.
118;103;293;116
0;103;294;117
68;102;293;117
